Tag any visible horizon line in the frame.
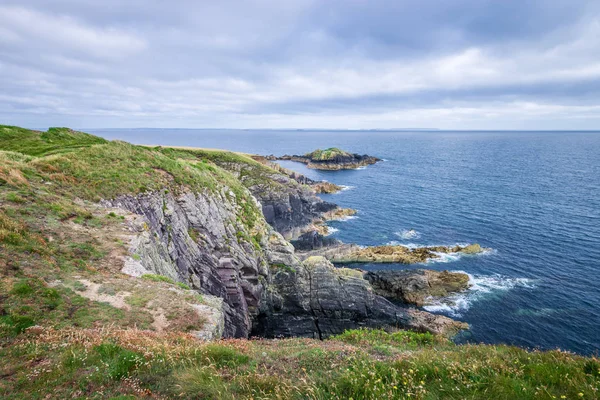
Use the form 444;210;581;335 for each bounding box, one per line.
80;127;600;132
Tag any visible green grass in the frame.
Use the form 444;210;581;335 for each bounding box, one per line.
141;274;176;284
0;327;598;399
333;327;436;347
0;125;107;156
306;147;351;161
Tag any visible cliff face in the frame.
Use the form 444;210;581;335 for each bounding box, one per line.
184;150;338;239
103;189;269;338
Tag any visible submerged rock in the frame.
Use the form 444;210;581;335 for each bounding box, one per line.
364;269;471;306
312;181;343;194
460;243;483;254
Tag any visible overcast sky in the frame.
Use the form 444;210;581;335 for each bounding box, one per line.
2;1;600;130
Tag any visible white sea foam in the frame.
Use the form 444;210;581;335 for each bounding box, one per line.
356;166;367;170
396;229;421;240
325;227;339;235
423;272;536;317
336;215;358;221
339;185;355;192
428;252;463;263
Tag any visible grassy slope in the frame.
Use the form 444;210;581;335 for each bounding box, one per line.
0;126;599;399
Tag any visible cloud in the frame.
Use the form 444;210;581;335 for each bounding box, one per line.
0;6;146;59
1;1;600;129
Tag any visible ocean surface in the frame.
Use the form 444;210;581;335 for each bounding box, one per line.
89;128;600;355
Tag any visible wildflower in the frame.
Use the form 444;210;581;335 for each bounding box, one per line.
578;394;584;397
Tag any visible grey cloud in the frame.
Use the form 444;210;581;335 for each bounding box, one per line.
1;1;600;129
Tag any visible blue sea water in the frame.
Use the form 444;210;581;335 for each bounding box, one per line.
89;128;600;355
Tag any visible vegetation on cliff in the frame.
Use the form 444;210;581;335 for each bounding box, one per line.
306;147;352;161
1;326;598;399
1;126;599;399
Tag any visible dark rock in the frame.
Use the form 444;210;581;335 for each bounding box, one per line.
253;256;466;338
365;269;471;306
291;231;342;252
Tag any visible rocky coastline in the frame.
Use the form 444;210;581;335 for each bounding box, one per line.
0;126;480;343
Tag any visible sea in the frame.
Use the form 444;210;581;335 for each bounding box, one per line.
89;128;600;355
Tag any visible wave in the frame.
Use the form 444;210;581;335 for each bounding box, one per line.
325;227;339;235
423;272;536;317
331;185;355;194
395;229;421;240
355;166;367;170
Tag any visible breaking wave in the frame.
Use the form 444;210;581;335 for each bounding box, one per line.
396;229;421;240
423;272;536;317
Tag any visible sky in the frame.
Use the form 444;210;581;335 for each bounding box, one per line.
1;0;600;130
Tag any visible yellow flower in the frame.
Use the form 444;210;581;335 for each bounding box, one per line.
578;394;584;397
420;381;425;385
561;396;566;399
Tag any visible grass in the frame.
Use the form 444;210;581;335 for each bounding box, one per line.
141;274;191;290
0;327;597;399
306;147;352;161
0;125;107;156
141;274;176;284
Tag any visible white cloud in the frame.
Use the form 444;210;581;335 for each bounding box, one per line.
0;5;146;58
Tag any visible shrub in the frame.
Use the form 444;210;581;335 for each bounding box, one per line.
11;280;34;296
93;343;144;380
195;344;250;368
0;313;35;334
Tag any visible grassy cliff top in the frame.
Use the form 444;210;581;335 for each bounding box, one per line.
0;125;264;230
305;147;352;161
0;125;107;156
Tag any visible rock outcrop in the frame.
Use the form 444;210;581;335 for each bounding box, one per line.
364;269;471;306
200;153;338;239
323;243;486;264
254;255;466;338
276;148;381;170
291;230;342;252
312;181;343;194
